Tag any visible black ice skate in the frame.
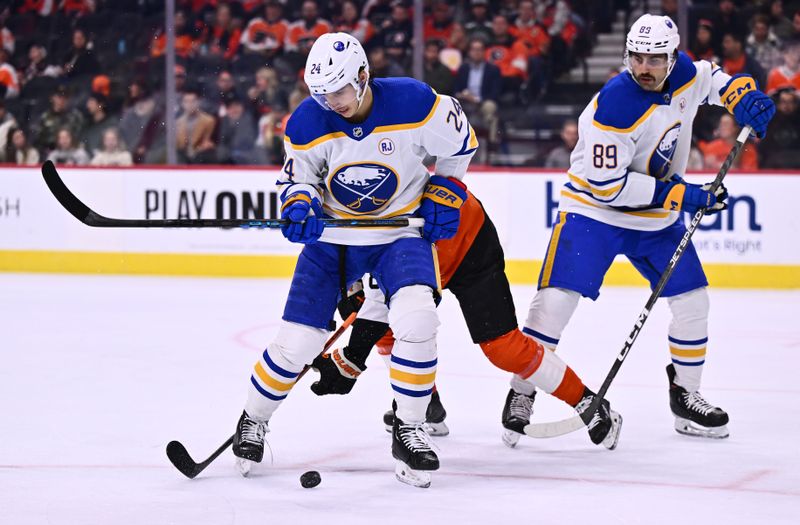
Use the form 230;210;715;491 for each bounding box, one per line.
383;391;449;436
392;417;439;488
232;410;269;476
501;389;536;448
667;364;729;439
575;389;623;450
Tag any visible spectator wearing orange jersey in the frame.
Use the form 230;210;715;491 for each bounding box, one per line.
721;32;766;90
335;0;376;46
241;1;289;57
486;15;528;100
0;49;19;98
424;1;464;49
766;43;800;95
198;3;242;61
151;9;198;59
699;114;759;171
285;1;332;53
510;0;550;58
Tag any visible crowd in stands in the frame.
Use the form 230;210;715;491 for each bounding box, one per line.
0;0;798;169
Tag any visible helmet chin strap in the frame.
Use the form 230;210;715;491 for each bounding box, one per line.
354;72;370;111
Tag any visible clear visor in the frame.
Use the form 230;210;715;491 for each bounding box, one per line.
311;83;359;111
628;52;669;68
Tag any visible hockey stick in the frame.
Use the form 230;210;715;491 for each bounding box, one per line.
41;160;423;229
166;312;358;478
523;125;752;439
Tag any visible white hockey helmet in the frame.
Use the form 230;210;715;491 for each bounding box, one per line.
624;14;681;84
304;32;370;111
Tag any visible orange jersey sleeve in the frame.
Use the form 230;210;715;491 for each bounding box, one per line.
434;191;485;287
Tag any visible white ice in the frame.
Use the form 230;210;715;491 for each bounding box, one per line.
1;274;798;524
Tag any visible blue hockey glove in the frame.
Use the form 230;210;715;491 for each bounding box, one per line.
416;175;468;242
720;74;776;138
280;190;325;244
654;177;728;215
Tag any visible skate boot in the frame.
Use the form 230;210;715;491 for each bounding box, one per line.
392;417;439;488
383;391;449;436
501;389;536;448
575;388;623;450
667;364;729;438
232;410;269;476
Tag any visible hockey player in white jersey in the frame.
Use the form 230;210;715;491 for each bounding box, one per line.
502;14;775;441
231;32;478;488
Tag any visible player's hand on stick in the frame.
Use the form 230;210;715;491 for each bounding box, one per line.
280;190;325;244
416;175;468;242
310;347;365;395
720;74;776;138
655;176;728;215
337;280;365;319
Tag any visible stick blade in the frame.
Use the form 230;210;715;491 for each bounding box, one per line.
41;160;94;223
166;440;200;479
523;415;586;438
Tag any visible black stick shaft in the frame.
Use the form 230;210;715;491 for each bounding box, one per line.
582;126;752;422
41;160;422;229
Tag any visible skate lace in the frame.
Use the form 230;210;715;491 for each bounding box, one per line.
575;396;604;430
241;418;268;445
683;392;715;416
509;392;534;419
399;423;439;453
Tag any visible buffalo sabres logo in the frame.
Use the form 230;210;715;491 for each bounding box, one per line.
649;122;682;179
329;162;399;214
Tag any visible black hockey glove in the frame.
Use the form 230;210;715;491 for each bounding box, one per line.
337;280;365;319
310;347;367;396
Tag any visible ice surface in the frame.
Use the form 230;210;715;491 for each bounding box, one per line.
1;274;798;524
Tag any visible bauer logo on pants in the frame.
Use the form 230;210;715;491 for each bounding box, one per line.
328;162;399;214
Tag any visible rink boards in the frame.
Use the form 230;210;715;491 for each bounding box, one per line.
0;166;797;288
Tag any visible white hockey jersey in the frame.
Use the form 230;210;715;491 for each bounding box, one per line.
561;52;734;231
279;77;478;245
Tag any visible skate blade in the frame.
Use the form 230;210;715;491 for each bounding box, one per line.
602;411;623;450
502;429;522;449
235;457;255;477
395;460;431;488
424;420;449;437
674;417;729;439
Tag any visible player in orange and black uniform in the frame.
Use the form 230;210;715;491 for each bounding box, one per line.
310;190;623;449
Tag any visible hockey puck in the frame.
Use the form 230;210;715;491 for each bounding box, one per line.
300;470;321;488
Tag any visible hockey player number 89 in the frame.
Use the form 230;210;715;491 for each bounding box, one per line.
592;144;618;169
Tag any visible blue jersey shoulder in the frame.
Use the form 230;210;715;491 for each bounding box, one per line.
373;77;437;126
593;72;657;131
593;53;697;132
285;97;336;146
668;51;697;94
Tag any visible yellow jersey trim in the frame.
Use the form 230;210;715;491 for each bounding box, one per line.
561;189;672;219
592;102;659;133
